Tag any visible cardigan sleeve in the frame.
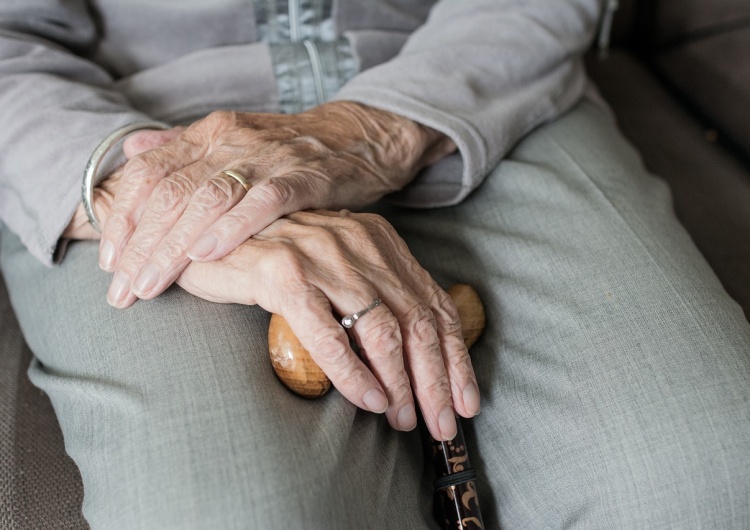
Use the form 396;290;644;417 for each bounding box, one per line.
334;0;603;207
0;1;154;265
0;1;278;266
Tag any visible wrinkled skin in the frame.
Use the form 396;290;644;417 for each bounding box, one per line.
96;102;455;308
64;102;478;441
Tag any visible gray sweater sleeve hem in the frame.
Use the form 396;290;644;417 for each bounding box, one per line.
333;86;486;207
1;111;156;267
334;59;588;208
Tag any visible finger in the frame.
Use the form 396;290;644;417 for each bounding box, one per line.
417;281;479;418
99;131;206;272
379;283;456;441
298;211;458;439
106;159;220;308
283;288;390;415
187;172;323;262
330;289;416;432
254;218;416;429
123;127;184;159
64;186;114;240
376;224;480;419
326;259;453;440
130;171;249;300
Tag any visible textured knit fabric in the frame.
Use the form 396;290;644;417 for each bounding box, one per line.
0;0;601;265
0;274;86;529
2;100;750;529
655;27;750;160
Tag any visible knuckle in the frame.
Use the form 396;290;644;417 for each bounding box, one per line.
431;289;462;335
335;217;371;243
156;239;188;264
105;210;134;238
450;358;475;383
204;110;237;129
218;208;254;233
422;376;452;401
265;244;306;284
151;175;192;211
407;304;439;344
273;142;298;160
119;244;151;271
362;320;402;361
359;213;393;234
299;224;338;249
312;326;350;366
123;154;152;178
389;379;413;402
193;178;236;210
254;178;293;209
290;135;333;156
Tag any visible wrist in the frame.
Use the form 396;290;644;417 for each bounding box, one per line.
320;101;456;183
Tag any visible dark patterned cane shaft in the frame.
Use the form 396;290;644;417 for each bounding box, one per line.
432;418;484;529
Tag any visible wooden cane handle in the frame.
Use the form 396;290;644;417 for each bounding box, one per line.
268;284;485;398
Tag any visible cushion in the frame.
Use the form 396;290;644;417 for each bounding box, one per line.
655;26;750;159
587;51;750;320
0;271;87;529
651;0;750;46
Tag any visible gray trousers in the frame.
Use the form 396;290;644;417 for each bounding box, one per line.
2;100;749;529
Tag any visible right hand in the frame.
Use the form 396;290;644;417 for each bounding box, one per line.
176;210;481;441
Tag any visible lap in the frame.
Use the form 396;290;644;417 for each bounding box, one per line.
2;98;749;529
0;231;430;529
378;99;750;528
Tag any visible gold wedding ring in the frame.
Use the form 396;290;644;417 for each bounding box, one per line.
220;169;251;192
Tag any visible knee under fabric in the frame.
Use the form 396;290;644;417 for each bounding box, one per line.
2;101;749;528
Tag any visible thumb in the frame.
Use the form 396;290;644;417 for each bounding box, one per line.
123;127;184;158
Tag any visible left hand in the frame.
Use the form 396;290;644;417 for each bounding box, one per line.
176;209;480;441
64;126;184;240
98;102;455;308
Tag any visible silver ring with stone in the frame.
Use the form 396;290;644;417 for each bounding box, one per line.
341;299;382;328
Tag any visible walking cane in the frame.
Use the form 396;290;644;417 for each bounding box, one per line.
268;285;486;529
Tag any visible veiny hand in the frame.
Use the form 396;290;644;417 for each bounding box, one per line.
97;102;456;309
63;127;183;240
176;210;480;441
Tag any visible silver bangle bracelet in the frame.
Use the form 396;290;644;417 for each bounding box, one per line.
82;121;170;232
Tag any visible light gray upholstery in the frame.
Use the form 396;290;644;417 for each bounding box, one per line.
0;267;87;528
587;51;750;320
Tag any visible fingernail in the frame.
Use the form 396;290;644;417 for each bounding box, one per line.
363;388;388;413
438;407;457;440
132;263;161;295
188;233;218;260
463;381;481;416
397;403;417;431
100;241;116;270
107;271;131;307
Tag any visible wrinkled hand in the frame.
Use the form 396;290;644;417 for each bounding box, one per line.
64;127;183;240
177;210;480;440
97;102;455;308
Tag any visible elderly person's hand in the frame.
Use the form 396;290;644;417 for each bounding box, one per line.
65;144;478;440
63;127;183;240
177;209;480;441
97;102;456;309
